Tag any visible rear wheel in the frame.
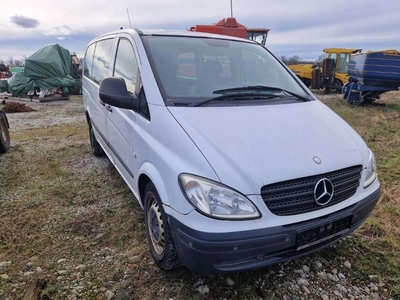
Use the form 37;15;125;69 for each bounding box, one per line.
144;182;180;270
0;111;10;153
88;121;104;157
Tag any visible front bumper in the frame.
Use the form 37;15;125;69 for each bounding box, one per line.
169;187;381;274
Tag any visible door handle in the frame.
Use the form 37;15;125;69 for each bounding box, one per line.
105;105;113;113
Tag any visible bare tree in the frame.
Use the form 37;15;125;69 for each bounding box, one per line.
7;56;14;66
280;55;302;65
287;55;301;65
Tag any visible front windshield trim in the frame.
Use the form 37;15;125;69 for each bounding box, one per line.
141;35;311;106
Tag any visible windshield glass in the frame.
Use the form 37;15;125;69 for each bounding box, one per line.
142;35;308;105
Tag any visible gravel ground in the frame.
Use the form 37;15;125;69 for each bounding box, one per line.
4;98;85;131
0;96;395;299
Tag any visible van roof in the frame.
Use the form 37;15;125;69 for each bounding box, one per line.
91;28;255;43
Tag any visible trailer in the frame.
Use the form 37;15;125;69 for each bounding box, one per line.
343;49;400;104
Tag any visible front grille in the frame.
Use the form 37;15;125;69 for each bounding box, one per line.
261;165;362;216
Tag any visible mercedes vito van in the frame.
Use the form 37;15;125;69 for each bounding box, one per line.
82;29;381;274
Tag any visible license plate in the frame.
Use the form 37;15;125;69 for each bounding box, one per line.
296;216;352;251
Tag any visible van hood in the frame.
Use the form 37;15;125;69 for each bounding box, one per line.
168;101;368;195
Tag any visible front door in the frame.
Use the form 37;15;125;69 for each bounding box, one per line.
106;36;139;180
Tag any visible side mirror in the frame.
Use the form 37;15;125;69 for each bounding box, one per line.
99;77;138;111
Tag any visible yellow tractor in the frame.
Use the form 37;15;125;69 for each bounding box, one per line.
288;48;362;93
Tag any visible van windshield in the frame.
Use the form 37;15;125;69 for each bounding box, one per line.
141;35;309;106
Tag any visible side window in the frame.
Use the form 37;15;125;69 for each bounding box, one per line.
83;43;96;78
329;53;338;72
92;39;114;84
337;53;349;73
113;38;139;93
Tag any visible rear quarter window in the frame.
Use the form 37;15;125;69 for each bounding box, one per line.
83;43;95;78
91;39;114;84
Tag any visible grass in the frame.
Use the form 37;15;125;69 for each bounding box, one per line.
1;93;400;299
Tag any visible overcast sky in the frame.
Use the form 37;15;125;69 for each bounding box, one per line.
1;0;399;63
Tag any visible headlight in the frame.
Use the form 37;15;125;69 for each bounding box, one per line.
364;150;377;188
179;174;260;220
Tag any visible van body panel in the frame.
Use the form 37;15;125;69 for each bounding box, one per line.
132;103;219;213
83;78;108;145
168;100;367;195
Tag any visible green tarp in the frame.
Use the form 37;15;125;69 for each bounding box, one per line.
7;72;33;97
8;44;81;97
24;44;75;79
10;67;24;74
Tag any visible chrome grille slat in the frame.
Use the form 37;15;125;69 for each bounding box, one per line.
261;165;362;216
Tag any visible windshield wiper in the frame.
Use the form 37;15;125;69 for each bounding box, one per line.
213;85;311;102
188;93;275;107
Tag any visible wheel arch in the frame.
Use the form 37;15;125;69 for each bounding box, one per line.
137;162;171;209
85;109;91;126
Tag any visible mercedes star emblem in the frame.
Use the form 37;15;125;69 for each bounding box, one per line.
313;156;322;164
314;178;334;205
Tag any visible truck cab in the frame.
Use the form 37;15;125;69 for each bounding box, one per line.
322;48;362;92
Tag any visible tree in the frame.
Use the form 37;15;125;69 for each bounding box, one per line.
280;55;301;65
280;55;288;64
287;55;301;65
7;56;13;66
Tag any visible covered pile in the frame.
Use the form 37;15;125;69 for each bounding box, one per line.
8;44;81;97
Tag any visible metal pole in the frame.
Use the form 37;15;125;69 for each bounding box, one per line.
230;0;233;17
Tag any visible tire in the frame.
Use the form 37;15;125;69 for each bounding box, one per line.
144;182;181;270
89;122;104;157
0;111;10;153
328;79;343;94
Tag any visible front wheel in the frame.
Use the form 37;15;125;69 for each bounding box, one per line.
0;111;10;153
144;182;180;270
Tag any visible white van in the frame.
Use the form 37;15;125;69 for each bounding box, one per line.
82;29;381;274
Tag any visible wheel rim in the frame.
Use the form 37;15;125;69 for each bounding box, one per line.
147;196;165;256
0;118;10;146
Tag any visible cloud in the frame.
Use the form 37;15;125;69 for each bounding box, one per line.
1;0;400;61
10;15;40;29
43;23;79;40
